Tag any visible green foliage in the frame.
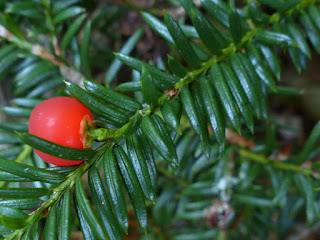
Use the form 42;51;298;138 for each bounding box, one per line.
0;0;320;239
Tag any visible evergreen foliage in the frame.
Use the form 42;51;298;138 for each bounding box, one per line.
0;0;319;239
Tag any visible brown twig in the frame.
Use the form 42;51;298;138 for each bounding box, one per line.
31;44;64;66
0;24;64;67
225;128;256;150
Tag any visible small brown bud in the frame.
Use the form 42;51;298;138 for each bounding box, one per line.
204;200;234;229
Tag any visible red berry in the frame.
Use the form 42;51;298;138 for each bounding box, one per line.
28;97;94;166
